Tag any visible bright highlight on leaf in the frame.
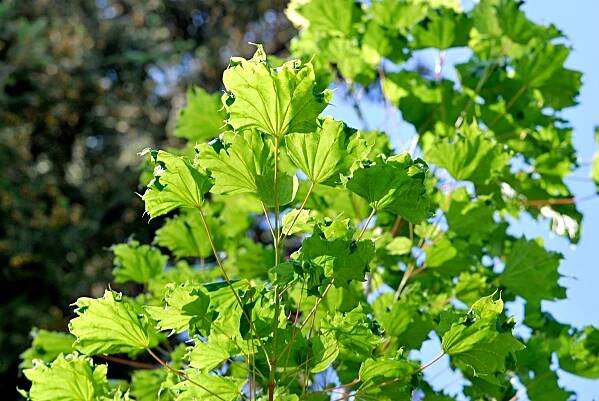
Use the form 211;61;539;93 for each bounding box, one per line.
69;290;159;355
142;149;213;218
347;153;433;223
222;45;331;138
198;130;298;207
285;117;368;185
442;294;525;380
21;354;109;401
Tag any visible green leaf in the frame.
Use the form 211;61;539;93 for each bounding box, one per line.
204;280;251;337
145;282;210;335
423;122;510;184
347;153;432;223
310;332;339;373
282;208;314;236
225;238;275;279
294;0;362;36
444;189;496;241
130;369;174;401
371;0;429;31
356;357;417;401
558;326;599;378
69;290;159;355
22;354;109;401
285;117;367;185
142;150;213;218
412;9;471;50
20;329;75;369
359;357;416;383
441;294;525;381
112;240;166;284
172;371;245;401
515;43;570;88
385;237;412;256
321;305;379;362
425;236;457;267
500;238;565;303
198;130;298;207
222;45;331;138
175;86;225;142
188;334;238;371
372;286;434;349
300;219;375;285
154;210;215;259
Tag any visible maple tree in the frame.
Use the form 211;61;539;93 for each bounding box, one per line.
18;1;599;400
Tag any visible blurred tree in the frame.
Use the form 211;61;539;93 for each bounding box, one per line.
0;0;293;395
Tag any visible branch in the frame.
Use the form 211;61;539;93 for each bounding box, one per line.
358;208;376;240
523;193;597;207
197;206;272;372
280;180;315;239
97;355;156;369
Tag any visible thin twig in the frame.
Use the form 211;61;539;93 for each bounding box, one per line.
197;206;272;371
358;209;376;240
97;355;156;369
260;201;276;241
281;181;315;239
524;193;597;207
299;281;334;331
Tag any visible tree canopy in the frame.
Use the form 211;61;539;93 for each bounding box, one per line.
11;0;599;400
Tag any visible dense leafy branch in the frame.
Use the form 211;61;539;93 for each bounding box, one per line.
17;1;599;401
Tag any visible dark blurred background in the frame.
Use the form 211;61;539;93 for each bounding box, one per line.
0;0;294;394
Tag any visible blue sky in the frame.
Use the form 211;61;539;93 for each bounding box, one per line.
325;0;599;399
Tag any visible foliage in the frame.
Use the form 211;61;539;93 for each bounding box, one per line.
0;0;293;393
16;0;599;400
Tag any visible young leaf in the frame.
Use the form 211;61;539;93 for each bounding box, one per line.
130;369;172;401
357;357;419;400
222;45;331;138
198;130;298;207
188;334;239;371
285;117;367;185
371;0;428;31
292;0;363;36
300;219;375;285
175;86;225;142
310;332;339;373
347;153;432;223
411;9;471;49
22;354;109;401
171;371;245;401
154;210;216;259
112;240;167;284
282;208;314;235
423;122;510;184
441;295;525;381
142;150;213;218
69;290;159;355
20;329;75;369
385;237;412;256
145;282;210;335
320;305;379;362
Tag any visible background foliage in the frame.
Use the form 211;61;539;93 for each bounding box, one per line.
0;0;293;394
